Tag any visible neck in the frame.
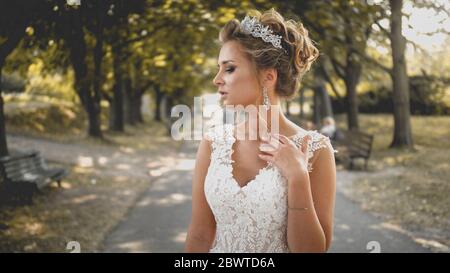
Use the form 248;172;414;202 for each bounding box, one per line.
242;102;287;140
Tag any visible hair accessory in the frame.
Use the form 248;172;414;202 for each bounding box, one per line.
240;15;286;53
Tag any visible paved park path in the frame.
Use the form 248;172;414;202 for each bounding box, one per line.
101;139;430;253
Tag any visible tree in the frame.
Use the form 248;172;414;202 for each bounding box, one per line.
0;0;43;155
388;0;413;148
282;0;382;130
61;5;103;137
355;0;423;148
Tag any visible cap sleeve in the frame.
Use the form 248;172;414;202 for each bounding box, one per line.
298;131;337;172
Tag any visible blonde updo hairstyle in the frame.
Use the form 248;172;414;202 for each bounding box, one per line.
218;8;319;98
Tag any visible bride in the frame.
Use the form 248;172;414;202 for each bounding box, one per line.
184;8;336;253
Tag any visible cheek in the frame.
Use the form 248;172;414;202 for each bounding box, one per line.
226;73;259;106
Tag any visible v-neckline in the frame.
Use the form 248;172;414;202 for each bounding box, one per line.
227;124;307;190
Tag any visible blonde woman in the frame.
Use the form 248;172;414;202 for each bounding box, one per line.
185;9;336;253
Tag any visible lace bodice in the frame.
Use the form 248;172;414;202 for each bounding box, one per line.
204;123;331;253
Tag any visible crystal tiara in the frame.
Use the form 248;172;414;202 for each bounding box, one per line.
240;15;286;53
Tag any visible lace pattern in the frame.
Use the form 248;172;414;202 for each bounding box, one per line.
204;123;331;252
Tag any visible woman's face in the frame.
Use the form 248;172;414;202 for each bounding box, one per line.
213;41;261;107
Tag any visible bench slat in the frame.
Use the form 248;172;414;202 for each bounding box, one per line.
334;129;374;170
0;152;68;186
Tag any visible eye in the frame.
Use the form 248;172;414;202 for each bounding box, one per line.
225;67;235;73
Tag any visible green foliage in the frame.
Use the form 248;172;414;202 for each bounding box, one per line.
332;75;450;115
24;58;77;101
4;93;84;135
409;75;450;115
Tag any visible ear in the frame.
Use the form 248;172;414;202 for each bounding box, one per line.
260;68;277;90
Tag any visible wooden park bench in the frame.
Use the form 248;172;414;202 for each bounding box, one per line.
332;129;374;170
0;150;68;204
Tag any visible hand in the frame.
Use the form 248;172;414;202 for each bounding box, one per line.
258;133;311;183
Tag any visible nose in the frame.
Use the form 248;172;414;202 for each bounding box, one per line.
213;71;224;87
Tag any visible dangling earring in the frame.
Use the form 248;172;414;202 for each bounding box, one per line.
262;86;270;110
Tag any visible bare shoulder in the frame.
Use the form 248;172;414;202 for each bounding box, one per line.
197;133;212;159
192;133;213;185
283;118;308;137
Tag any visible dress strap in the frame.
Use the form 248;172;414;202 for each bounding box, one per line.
204;123;234;144
291;130;335;172
204;124;236;166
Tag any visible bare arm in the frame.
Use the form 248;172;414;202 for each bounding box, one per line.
184;138;216;252
286;139;336;252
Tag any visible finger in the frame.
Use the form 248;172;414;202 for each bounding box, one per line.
258;153;274;163
262;135;282;149
301;135;311;154
259;150;275;158
274;134;289;145
259;143;277;154
274;133;297;148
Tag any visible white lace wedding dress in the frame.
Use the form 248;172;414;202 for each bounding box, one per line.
204;123;331;253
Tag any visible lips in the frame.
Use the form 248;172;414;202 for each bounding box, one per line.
218;91;228;96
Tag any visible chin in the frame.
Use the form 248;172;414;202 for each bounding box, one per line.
221;98;236;106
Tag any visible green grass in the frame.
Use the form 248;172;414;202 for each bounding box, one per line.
335;114;450;251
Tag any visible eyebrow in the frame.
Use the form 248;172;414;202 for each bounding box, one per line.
217;60;235;67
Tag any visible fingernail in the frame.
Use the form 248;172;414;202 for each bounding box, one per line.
259;144;272;151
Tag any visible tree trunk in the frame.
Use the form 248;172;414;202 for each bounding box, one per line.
159;94;172;134
154;84;163;122
128;90;140;124
64;8;102;137
85;96;102;137
132;90;144;123
110;73;124;131
0;18;29;156
108;99;115;130
313;89;321;126
319;86;333;119
285;100;291;116
0;66;8;156
344;58;361;130
299;87;305;120
389;0;413;148
109;45;125;131
131;60;145;124
123;77;136;125
91;1;104;135
314;74;334;119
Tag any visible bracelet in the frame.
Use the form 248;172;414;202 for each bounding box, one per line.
288;206;309;211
